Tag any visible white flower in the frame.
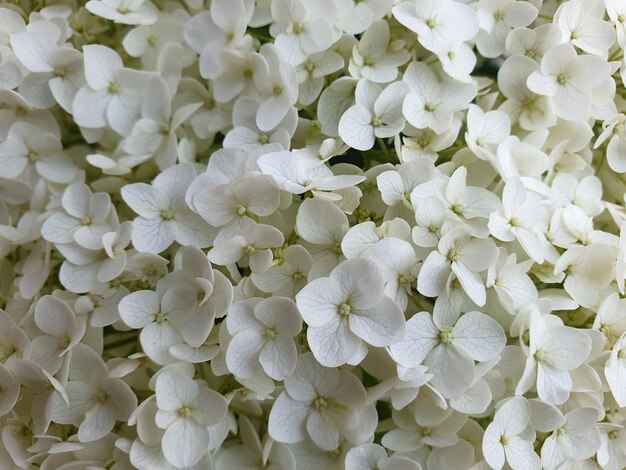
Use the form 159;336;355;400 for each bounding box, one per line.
251;245;313;297
158;245;233;347
526;43;611;121
41;183;113;251
540;407;601;469
335;0;393;35
399;121;461;162
9;21;85;111
606;332;626;407
475;0;538;59
339;79;407;151
123;18;192;68
465;104;511;163
411;166;500;238
348;20;409;83
268;352;367;450
225;296;301;385
86;0;158;25
377;156;437;210
72;45;148;135
258;149;365;199
155;369;227;467
497;55;556;131
50;343;137;442
553;244;616;308
418;226;498;307
0;121;79;184
390;310;505;398
392;0;479;55
296;258;405;367
381;406;467;452
121;163;216;253
488;176;545;263
365;237;420;311
593;293;626;347
269;0;337;65
184;0;251;79
252;44;299;132
296;50;344;106
118;288;195;365
342;218;411;259
295;197;349;279
193;171;281;240
402;62;476;134
485;249;537;314
607;0;626;48
482;397;541;470
223;96;298;149
30;295;85;375
554;0;615;56
345;443;420;470
595;114;626;173
123;76;201;169
516;308;592;404
505;24;562;61
208;223;284;274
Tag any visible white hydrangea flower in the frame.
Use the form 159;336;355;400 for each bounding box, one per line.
348;20;409;83
338;78;407;151
516;308;592;404
296;258;405;366
482;397;541;470
225;296;301;387
41;183;113;251
402;62;476;134
269;0;338;66
155;369;227;467
389;310;506;398
86;0;158;25
392;0;479;55
475;0;538;59
121;163;216;253
0;121;79;184
268;352;368;450
345;443;420;470
72;45;149;135
50;343;137;442
418;226;498;307
527;43;611;122
554;0;615;56
488;176;545;263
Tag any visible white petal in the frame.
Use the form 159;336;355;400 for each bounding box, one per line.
296;277;343;327
452;311;506;361
338;104;375;151
162;418;209;468
78;402;115;442
389;312;439;368
259;336;297;381
307;317;362;367
349;296;405;347
268;392;309;444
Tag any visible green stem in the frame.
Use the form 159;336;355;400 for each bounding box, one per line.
377;137;394;163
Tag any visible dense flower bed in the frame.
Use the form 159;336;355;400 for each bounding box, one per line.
2;0;626;468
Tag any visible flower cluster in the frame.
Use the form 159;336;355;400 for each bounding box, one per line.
3;0;626;468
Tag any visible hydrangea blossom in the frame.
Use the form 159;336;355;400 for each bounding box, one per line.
3;1;626;468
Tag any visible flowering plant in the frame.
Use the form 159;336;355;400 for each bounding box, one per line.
2;0;626;468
